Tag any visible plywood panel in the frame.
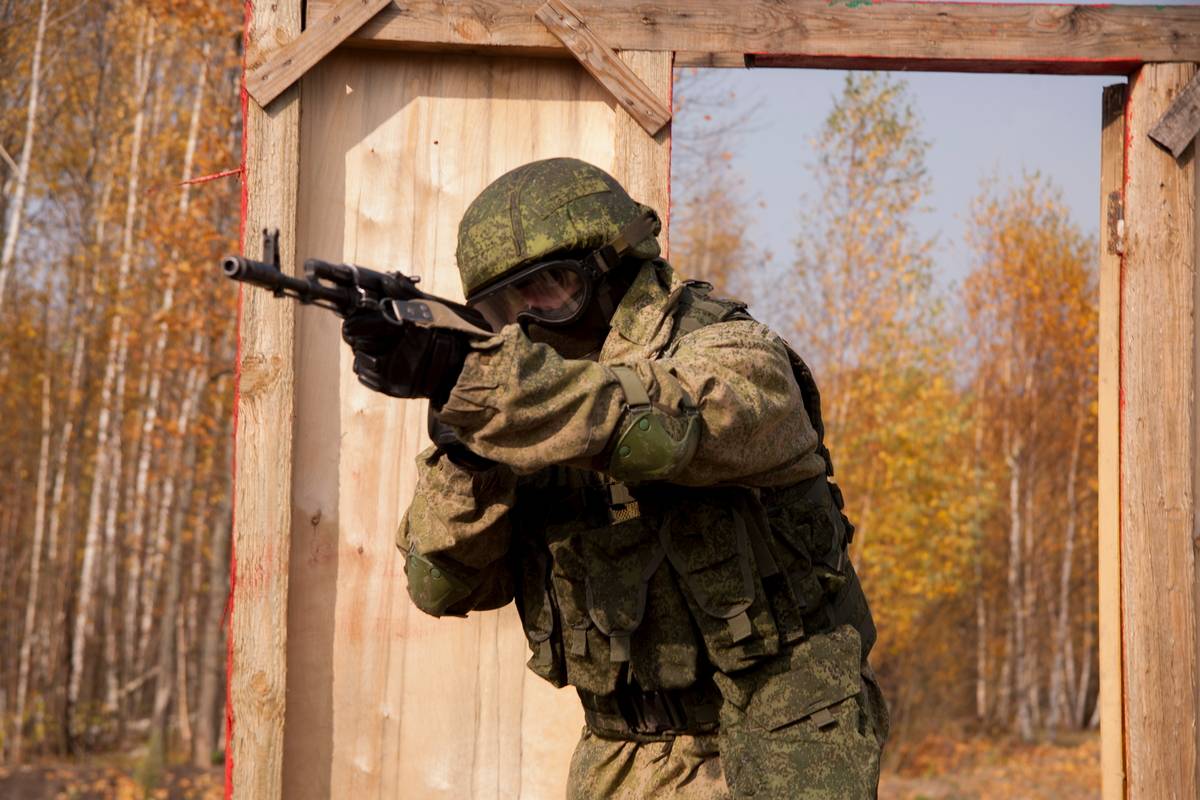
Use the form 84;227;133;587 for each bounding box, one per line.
286;49;669;799
1097;82;1125;800
1120;62;1198;800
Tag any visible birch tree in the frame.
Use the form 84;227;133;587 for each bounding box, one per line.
0;0;50;309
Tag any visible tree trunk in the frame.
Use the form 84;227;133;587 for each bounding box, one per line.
67;15;155;740
125;44;207;706
194;435;231;767
1007;430;1031;739
149;332;205;740
972;393;988;723
12;361;52;762
1022;444;1041;733
0;0;51;308
101;329;132;714
1049;411;1086;728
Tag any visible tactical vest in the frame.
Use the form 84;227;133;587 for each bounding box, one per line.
510;283;875;705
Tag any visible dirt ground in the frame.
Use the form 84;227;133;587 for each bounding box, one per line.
880;732;1100;800
1;734;1098;799
0;760;223;800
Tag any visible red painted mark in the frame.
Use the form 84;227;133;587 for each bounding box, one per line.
747;52;1142;75
226;0;253;796
179;167;243;187
867;0;1126;8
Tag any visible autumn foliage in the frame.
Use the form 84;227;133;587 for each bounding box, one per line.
0;0;242;770
673;73;1100;750
0;6;1099;787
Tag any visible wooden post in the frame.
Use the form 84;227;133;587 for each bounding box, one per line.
230;1;301;798
1120;62;1199;800
613;50;673;250
1098;82;1126;800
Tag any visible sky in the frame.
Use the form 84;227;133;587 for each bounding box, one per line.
697;70;1115;287
670;0;1188;289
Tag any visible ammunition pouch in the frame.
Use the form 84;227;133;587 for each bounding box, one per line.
510;469;876;715
715;624;884;799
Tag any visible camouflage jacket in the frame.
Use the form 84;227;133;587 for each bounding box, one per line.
398;259;869;697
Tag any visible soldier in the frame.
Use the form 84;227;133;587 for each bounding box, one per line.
341;157;888;799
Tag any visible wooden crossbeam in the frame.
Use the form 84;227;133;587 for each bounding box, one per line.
536;0;672;136
307;1;1200;75
1149;70;1200;159
245;0;392;107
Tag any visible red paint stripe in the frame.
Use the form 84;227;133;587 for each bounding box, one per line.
835;0;1138;8
746;50;1145;62
226;1;253;797
747;52;1143;76
180;167;243;187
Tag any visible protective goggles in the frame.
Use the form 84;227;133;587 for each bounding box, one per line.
467;212;660;330
468;255;599;330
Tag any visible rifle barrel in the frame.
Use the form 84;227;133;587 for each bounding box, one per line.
222;256;352;310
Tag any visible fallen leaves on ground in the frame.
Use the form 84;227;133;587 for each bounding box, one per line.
881;731;1100;800
0;759;222;800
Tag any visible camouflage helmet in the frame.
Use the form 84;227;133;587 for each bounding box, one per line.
456;157;662;298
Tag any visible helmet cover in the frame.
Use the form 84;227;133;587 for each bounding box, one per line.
456;157;661;298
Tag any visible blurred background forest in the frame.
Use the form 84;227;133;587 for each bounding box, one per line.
0;0;1098;796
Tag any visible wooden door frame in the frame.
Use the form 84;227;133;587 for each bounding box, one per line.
234;3;1200;798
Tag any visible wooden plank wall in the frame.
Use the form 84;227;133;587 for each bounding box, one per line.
1097;82;1125;800
279;49;672;799
1120;62;1199;799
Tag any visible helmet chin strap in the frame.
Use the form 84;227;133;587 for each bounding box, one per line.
580;211;658;322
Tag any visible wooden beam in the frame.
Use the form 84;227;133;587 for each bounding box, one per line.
1097;81;1125;800
1148;71;1200;159
230;0;300;794
245;0;392;107
308;1;1200;75
536;0;672;136
1121;62;1199;800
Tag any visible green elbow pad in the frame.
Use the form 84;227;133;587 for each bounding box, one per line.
608;409;700;482
405;549;474;617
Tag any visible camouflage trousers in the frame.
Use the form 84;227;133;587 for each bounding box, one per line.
567;729;729;800
566;626;888;800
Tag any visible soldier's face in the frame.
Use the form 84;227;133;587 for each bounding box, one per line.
472;261;589;329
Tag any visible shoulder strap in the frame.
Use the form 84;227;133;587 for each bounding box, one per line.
781;341;835;477
673;280;752;338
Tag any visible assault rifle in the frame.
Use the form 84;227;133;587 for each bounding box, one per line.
222;229;492;337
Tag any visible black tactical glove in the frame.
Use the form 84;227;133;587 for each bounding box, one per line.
341;307;468;409
427;408;498;472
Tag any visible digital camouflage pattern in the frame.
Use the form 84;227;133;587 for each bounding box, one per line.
397;254;886;796
564;629;890;799
568;729;729;799
434;260;827;485
715;626;889;799
455;158;661;297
